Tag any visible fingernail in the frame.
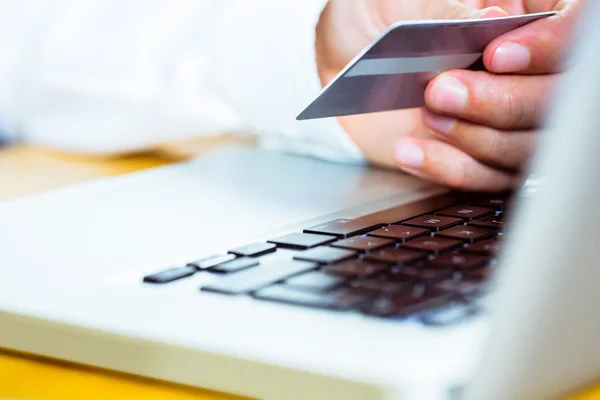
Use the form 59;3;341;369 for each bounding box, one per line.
477;6;509;19
394;142;424;168
422;110;456;135
491;42;531;73
429;76;468;114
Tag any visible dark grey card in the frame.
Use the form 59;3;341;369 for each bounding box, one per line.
297;12;555;120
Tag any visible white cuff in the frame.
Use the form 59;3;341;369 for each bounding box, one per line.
211;0;365;165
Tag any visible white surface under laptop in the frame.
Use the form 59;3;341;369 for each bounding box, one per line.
0;145;492;400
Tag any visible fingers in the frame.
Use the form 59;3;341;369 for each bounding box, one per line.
483;0;584;74
482;0;526;14
337;108;425;168
425;70;554;130
393;137;519;191
421;108;537;170
385;1;506;23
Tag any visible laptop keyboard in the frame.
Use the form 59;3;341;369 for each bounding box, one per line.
142;193;509;324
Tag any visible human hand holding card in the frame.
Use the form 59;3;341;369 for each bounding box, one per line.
298;12;556;121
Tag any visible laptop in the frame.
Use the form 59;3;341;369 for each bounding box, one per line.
1;7;600;400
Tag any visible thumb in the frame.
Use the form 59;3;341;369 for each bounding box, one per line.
477;6;511;18
481;0;526;14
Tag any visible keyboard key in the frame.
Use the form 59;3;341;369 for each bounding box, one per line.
143;266;197;284
390;267;454;282
351;278;412;295
201;260;317;295
401;237;463;254
187;254;237;270
428;253;488;270
464;239;501;256
437;205;494;220
402;215;462;231
368;225;429;242
293;247;357;264
435;226;496;243
360;193;467;225
363;289;453;317
253;285;372;310
268;232;337;249
436;267;492;299
323;260;388;277
364;247;427;265
464;265;493;281
229;243;276;257
469;214;505;231
284;271;346;292
436;279;486;296
304;219;381;238
209;258;259;273
331;236;394;251
470;197;508;210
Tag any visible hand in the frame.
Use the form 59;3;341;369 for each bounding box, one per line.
315;0;509;189
316;0;583;191
410;0;584;190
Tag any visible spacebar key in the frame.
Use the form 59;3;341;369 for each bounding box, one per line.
200;260;318;295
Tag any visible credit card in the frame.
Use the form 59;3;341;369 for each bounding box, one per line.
297;12;556;120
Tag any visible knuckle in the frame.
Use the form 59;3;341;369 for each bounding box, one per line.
481;129;502;164
483;170;502;190
499;87;528;128
447;158;471;190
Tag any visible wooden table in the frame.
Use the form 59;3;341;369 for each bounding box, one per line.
0;140;598;400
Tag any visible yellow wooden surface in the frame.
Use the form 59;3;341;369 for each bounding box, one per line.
0;138;599;400
0;136;248;202
0;349;243;400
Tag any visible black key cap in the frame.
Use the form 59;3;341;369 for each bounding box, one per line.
402;215;462;231
253;286;372;310
368;225;429;242
359;192;466;225
435;226;496;243
209;258;259;273
436;279;487;296
284;271;346;292
470;197;508;210
436;268;492;298
304;219;381;238
143;266;196;284
428;253;488;270
331;236;394;251
293;247;357;264
187;254;236;270
351;278;412;295
363;289;453;317
268;232;337;249
390;267;454;282
201;260;317;295
401;237;463;254
464;265;493;281
437;205;494;221
323;259;388;277
469;214;505;231
229;243;276;257
364;247;427;265
464;239;502;256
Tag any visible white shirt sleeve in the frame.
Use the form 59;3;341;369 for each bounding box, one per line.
0;0;365;164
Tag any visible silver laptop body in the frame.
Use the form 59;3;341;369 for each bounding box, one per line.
1;5;599;400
